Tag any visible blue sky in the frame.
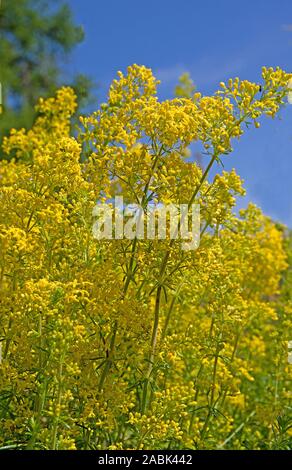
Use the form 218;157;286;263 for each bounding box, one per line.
67;0;292;226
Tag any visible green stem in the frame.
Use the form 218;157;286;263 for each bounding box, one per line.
141;284;161;413
200;344;220;442
51;360;63;450
98;321;118;391
142;153;218;413
220;329;241;409
98;148;163;392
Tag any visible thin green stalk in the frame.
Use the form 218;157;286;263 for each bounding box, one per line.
141;284;161;413
142;153;218;413
98;146;162;391
51;360;63;450
220;329;241;409
217;411;256;449
200;341;220;442
98;320;118;391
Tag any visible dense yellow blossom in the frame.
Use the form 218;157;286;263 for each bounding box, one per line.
0;65;291;449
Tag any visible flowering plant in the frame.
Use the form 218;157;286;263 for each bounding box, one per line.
0;65;291;449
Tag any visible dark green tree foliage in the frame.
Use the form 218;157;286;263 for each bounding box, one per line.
0;0;93;144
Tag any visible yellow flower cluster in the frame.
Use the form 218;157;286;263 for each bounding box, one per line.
0;64;291;450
